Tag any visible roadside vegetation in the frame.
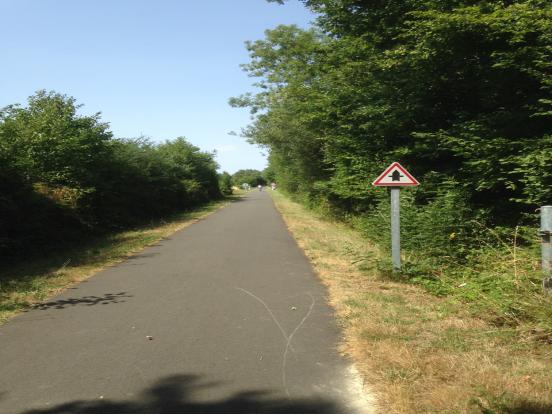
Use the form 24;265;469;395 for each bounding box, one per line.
0;90;222;263
231;168;267;187
271;190;552;414
235;0;552;412
0;90;229;320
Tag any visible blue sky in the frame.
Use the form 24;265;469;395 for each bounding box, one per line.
0;0;314;173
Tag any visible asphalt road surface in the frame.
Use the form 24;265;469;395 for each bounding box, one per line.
0;191;373;414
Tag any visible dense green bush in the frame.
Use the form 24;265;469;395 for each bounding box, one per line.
353;187;475;261
233;0;552;262
0;91;222;260
218;172;233;195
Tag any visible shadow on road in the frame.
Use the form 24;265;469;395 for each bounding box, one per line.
228;195;250;203
31;292;132;310
22;374;342;414
126;252;160;260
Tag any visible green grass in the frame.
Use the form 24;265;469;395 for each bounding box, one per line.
0;197;233;323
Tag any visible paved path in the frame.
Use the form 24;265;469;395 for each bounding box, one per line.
0;192;372;414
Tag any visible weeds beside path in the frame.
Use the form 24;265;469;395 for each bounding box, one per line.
269;191;552;414
0;198;233;323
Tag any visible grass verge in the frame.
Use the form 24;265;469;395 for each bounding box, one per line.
0;198;233;323
270;190;552;414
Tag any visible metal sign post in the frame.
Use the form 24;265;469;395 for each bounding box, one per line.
390;187;401;270
373;162;419;272
541;205;552;291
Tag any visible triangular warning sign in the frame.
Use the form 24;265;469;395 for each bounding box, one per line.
372;162;419;187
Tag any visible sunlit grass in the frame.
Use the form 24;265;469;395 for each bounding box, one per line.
269;190;552;414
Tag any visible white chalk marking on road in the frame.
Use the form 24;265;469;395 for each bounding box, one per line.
282;293;315;398
236;287;315;398
235;287;295;353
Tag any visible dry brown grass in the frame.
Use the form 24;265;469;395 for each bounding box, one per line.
270;191;552;414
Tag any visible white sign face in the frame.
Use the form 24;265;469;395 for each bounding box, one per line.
372;162;419;187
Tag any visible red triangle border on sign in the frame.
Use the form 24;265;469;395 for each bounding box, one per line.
372;162;420;186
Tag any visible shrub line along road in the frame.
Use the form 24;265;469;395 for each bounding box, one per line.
0;191;372;414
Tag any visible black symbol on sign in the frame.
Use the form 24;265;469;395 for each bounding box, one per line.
389;170;403;181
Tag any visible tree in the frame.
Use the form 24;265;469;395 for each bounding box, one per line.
236;1;552;220
231;169;267;187
0;91;113;203
0;91;223;259
219;172;233;195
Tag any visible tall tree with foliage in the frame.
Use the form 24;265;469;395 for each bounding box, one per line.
0;91;222;259
234;0;552;229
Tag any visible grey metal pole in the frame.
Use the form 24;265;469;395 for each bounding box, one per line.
541;206;552;291
391;188;401;271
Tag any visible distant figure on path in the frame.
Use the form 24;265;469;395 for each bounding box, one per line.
258;184;262;191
